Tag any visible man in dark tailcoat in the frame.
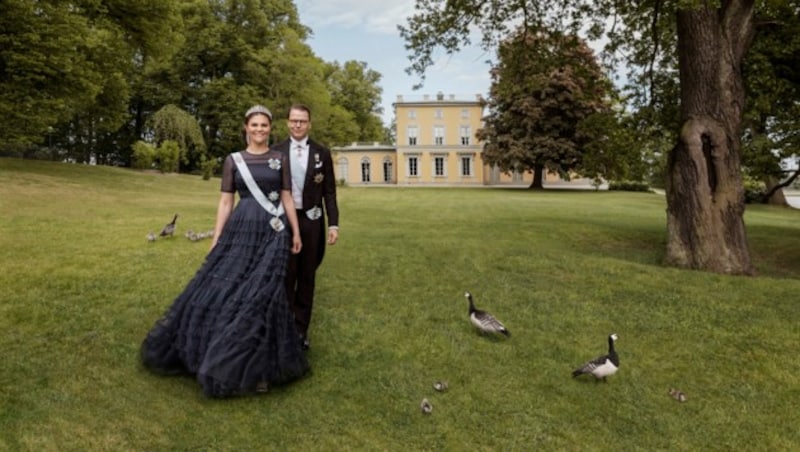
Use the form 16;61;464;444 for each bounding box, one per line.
273;104;339;350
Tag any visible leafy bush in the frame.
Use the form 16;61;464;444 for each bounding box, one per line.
156;140;181;173
131;141;155;169
743;178;766;204
608;180;651;192
200;155;218;181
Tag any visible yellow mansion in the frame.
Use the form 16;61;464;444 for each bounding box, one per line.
332;93;590;187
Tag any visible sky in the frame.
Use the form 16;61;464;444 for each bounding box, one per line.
294;0;494;126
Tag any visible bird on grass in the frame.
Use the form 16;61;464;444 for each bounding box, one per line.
420;398;432;414
433;381;448;392
572;333;619;382
160;213;178;237
668;388;687;402
464;291;510;337
146;231;156;242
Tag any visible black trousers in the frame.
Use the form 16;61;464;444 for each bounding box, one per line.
286;210;324;337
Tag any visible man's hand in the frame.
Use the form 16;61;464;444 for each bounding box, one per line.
327;228;338;245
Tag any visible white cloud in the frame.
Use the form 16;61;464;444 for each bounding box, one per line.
297;0;416;34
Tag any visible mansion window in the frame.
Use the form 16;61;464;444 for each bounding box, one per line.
434;126;444;146
433;155;446;177
460;125;471;145
434;108;443;119
361;158;371;183
383;158;393;183
461;108;470;119
408;109;416;119
337;158;348;184
460;155;473;177
407;126;418;146
407;156;419;177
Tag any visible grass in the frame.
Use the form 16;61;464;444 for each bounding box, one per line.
1;157;799;450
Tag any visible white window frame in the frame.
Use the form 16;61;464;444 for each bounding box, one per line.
361;157;371;183
433;126;444;146
337;157;348;183
460;154;473;177
407;126;418;146
407;155;419;177
432;154;447;177
382;157;393;183
460;125;471;146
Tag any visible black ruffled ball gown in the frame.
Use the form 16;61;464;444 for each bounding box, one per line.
141;150;309;397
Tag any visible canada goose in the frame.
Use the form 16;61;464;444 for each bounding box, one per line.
420;398;432;414
464;291;510;337
146;231;156;242
572;333;619;381
433;381;448;392
160;214;178;237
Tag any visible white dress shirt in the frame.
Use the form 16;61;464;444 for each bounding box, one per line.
290;138;308;208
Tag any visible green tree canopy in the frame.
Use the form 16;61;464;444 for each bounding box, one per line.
1;0;387;170
741;1;800;204
400;0;759;275
0;0;179;157
150;104;207;172
476;29;614;189
325;60;385;144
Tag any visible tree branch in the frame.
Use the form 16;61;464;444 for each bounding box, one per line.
648;0;661;107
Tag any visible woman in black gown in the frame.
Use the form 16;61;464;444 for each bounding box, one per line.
141;105;309;397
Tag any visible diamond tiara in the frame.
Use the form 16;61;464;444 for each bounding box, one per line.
245;105;272;121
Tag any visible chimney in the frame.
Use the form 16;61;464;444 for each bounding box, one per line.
436;91;444;100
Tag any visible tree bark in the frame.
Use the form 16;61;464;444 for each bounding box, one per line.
529;164;544;189
665;0;756;275
764;175;788;206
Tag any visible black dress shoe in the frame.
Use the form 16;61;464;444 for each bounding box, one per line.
299;335;310;351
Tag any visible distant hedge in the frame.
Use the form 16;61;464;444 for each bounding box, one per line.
608;181;651;192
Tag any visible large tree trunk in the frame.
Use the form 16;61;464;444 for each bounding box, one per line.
529;164;545;189
665;1;756;275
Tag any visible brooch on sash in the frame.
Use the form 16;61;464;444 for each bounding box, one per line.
270;217;285;232
268;158;281;170
305;206;322;220
268;191;279;201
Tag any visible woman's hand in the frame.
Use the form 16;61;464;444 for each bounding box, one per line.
291;234;302;254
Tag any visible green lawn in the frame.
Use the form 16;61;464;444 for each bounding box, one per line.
1;158;799;450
